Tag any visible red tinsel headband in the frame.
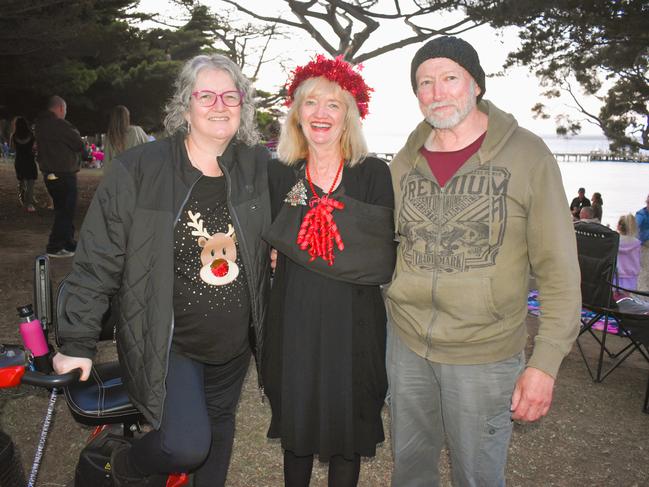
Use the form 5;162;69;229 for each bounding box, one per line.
285;54;373;119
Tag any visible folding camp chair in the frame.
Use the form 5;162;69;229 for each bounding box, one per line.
610;289;649;413
574;221;649;412
575;221;622;382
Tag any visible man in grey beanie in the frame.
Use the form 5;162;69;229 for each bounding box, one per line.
386;36;581;486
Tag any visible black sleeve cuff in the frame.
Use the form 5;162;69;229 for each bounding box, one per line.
59;339;97;360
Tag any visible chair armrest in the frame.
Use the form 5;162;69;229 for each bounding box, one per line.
608;281;649;298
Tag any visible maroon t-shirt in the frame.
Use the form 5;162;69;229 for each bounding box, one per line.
420;132;486;187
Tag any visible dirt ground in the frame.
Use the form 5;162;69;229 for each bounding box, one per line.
0;160;648;487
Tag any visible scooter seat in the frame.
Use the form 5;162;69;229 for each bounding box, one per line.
63;361;142;426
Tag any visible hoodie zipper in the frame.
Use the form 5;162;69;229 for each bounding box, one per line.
425;184;443;358
409;151;441;359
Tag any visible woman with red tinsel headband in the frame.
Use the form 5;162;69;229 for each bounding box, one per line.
262;55;396;486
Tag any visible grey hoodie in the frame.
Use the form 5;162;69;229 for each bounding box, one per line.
386;100;581;378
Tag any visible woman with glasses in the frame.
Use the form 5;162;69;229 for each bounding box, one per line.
262;55;396;487
52;54;271;487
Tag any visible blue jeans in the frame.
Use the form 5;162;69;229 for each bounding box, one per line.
387;329;524;487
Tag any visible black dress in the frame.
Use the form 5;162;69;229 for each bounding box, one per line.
12;135;37;180
263;157;395;461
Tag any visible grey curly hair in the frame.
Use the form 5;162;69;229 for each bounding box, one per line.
163;54;260;145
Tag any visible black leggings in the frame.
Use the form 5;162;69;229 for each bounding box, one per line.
128;350;249;487
284;450;361;487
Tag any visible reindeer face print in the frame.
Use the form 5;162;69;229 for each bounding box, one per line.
187;210;240;285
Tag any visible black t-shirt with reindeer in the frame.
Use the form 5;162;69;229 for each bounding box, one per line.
172;175;250;364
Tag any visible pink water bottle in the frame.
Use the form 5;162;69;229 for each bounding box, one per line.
17;304;52;373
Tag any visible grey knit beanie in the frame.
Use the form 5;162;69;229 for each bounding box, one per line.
410;36;485;101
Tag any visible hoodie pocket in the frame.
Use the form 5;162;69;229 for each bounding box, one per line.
385;270;434;331
433;277;503;342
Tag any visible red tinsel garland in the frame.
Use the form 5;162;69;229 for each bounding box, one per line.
285;54;373;119
296;159;345;266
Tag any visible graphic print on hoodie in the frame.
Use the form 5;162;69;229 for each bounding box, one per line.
399;165;510;273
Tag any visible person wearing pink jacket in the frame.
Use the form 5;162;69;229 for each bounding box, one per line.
616;214;642;291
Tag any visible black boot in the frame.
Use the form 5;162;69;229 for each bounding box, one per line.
110;443;167;487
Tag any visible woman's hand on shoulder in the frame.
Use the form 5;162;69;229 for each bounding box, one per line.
270;248;278;271
52;352;93;381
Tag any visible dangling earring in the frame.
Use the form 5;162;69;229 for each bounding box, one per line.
187;121;192;134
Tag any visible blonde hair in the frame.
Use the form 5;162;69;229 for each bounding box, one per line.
617;213;637;236
277;77;367;167
106;105;130;154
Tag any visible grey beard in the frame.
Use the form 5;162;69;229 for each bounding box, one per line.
425;84;477;129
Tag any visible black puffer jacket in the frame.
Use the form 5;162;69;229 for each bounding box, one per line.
57;132;271;428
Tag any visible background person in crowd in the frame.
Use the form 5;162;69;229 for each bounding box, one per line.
386;36;581;487
34;95;83;257
9;116;38;212
570;187;591;219
81;140;94;166
102;105;149;171
90;143;104;167
636;194;649;292
1;140;10;158
578;206;599;223
616;214;641;292
591;191;603;222
262;55;395;487
52;54;271;487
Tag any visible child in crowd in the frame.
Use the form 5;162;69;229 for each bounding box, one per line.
616;214;641;291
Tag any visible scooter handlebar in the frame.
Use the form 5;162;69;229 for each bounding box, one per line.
21;368;81;388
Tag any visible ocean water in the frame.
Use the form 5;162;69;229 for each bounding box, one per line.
558;161;648;229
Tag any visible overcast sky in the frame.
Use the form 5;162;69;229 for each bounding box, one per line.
139;0;605;153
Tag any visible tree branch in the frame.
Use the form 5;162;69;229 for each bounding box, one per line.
221;0;303;28
251;23;278;80
562;80;603;127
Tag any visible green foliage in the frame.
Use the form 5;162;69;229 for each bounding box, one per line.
464;0;649;151
49;61;99;95
0;0;211;135
0;0;289;136
256;109;282;144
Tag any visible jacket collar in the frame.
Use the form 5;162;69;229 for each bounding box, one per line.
171;131;251;177
171;131;201;186
171;131;261;202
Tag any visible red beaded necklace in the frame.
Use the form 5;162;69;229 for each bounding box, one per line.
305;158;344;200
296;158;346;266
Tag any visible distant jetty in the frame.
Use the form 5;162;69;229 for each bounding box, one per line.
553;152;648;163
